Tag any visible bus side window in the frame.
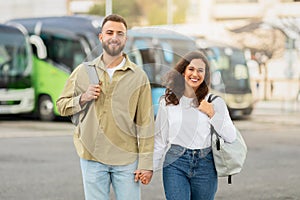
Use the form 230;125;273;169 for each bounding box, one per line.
73;52;85;70
139;49;155;83
130;39;156;83
160;42;173;64
48;36;85;72
15;46;28;73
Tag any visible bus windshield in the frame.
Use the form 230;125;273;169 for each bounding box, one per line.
0;31;30;78
208;47;251;94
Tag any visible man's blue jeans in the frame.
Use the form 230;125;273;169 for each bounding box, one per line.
80;158;140;200
163;144;218;200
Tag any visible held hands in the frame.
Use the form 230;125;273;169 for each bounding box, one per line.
80;84;101;106
134;169;153;185
198;99;215;118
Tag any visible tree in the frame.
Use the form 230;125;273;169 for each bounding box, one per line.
231;21;286;61
88;0;188;26
88;0;143;27
230;20;287;100
136;0;188;25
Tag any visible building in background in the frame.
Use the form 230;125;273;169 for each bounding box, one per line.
66;0;97;15
188;0;300;25
185;0;300;40
0;0;67;23
186;0;300;102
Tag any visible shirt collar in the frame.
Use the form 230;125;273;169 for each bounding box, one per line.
89;53;136;72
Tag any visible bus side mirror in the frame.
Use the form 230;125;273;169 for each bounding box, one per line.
29;35;47;59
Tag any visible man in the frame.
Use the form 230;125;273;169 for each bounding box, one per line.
56;14;154;200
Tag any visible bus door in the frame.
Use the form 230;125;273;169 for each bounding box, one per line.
127;37;167;116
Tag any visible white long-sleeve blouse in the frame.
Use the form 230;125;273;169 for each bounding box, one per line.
153;94;237;171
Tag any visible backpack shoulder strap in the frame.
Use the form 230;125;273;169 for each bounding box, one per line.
83;62;100;84
74;62;100;124
208;93;219;103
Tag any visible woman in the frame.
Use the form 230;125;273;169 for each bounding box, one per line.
153;51;236;200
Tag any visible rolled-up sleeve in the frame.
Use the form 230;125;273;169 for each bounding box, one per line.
56;65;88;116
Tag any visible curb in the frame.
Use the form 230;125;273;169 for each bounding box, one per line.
252;101;300;126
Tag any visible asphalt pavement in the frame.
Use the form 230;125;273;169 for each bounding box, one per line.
0;99;299;200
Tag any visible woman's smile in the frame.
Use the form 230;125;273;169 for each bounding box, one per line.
183;59;206;91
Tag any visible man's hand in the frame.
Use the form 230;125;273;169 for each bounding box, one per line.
80;84;101;106
134;169;153;185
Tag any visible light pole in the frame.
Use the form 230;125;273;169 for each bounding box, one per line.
167;0;173;24
106;0;112;16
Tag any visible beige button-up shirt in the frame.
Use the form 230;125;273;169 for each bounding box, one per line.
56;54;154;170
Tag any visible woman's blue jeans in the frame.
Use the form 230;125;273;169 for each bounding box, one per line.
163;144;218;200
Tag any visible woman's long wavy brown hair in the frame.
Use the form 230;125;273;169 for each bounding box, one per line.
163;50;211;106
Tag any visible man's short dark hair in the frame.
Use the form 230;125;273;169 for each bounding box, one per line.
101;14;128;30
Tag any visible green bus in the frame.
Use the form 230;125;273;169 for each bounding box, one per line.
2;15;197;120
0;23;46;117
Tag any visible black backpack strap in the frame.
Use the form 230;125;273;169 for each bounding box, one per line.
228;175;232;184
209;93;220;145
208;93;219;103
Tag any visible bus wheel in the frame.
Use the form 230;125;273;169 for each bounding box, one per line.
38;95;55;121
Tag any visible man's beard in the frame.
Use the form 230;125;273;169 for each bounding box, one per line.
102;41;125;56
